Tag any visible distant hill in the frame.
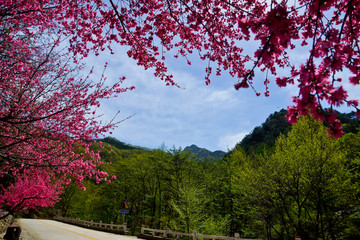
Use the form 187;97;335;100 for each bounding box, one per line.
98;109;360;159
99;137;146;150
236;109;291;153
334;111;360;133
183;144;226;161
99;137;226;161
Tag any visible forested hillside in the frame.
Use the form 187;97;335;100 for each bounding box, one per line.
36;112;360;239
236;109;360;154
99;137;143;150
236;109;291;154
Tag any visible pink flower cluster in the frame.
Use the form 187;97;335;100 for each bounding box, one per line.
3;0;358;135
0;0;134;214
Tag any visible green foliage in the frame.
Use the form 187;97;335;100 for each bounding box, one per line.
170;181;230;235
235;109;360;155
170;186;202;233
235;109;291;154
100;137;145;150
234;116;359;239
52;112;360;239
334;111;360;134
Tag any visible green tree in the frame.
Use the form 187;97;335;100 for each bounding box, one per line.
235;116;359;239
170;185;202;233
170;180;230;236
338;132;360;239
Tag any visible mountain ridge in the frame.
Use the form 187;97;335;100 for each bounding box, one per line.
183;144;226;161
99;137;227;160
98;109;359;159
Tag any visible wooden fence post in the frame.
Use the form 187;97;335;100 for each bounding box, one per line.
193;230;197;240
163;226;167;238
141;225;145;234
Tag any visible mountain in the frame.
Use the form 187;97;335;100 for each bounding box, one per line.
234;109;360;154
98;109;360;159
236;109;291;153
99;137;226;161
183;144;226;161
99;137;146;150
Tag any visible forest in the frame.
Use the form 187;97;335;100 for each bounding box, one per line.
34;111;360;240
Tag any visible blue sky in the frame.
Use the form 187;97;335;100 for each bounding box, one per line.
86;44;358;152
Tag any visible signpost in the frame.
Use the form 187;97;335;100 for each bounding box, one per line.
120;209;130;214
120;199;130;224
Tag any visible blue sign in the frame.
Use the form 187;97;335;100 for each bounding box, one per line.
120;209;130;214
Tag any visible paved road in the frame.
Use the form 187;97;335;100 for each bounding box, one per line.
19;219;140;240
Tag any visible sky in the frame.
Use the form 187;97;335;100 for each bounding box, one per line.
85;43;358;152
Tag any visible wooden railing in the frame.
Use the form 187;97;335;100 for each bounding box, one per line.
139;225;259;240
54;216;127;234
54;217;260;240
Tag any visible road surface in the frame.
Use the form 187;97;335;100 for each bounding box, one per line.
19;219;140;240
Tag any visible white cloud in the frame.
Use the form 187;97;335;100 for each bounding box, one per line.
204;88;237;105
81;43;295;152
218;132;249;151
